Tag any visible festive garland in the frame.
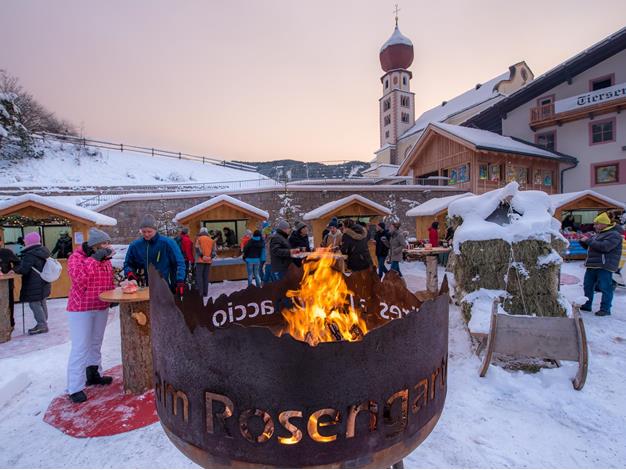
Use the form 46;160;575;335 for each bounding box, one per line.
0;214;71;227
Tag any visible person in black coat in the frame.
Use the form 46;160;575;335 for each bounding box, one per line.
270;220;294;280
288;221;311;267
0;244;21;329
242;230;265;287
14;232;52;335
341;219;373;272
51;231;73;258
374;222;390;278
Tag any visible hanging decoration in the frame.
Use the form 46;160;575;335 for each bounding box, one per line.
0;214;71;227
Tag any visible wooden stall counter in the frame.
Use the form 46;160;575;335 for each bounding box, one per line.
99;287;152;394
404;247;452;293
0;273;19;343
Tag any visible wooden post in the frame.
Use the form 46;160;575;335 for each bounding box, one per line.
426;255;438;293
119;300;153;394
0;277;13;343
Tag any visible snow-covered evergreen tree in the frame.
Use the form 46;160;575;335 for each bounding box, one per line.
0;91;40;160
384;194;400;224
278;191;303;222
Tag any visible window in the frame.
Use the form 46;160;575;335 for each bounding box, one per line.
543;170;553;187
535;94;555;120
385;79;389;89
385;130;389;139
535;130;556;151
401;112;410;123
594;163;619;184
384;115;391;126
590;74;614;91
400;95;410;107
202;220;248;247
589;118;615;145
402;76;407;86
479;164;488;180
489;164;501;182
383;99;391;111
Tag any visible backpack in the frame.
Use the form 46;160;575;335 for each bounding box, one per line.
32;257;63;283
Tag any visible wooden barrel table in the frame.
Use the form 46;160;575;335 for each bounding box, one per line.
404;247;452;293
99;287;151;394
0;273;19;343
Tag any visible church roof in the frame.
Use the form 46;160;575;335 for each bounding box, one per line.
380;26;413;53
399;70;512;141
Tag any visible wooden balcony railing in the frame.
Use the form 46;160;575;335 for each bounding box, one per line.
530;103;555;123
529;95;626;130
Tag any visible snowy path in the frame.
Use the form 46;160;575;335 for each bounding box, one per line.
0;261;624;468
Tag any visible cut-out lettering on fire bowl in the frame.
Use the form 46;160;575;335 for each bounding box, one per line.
148;256;449;469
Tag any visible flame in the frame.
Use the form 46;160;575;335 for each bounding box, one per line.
281;250;368;346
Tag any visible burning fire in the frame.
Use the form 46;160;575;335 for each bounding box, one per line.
282;250;368;346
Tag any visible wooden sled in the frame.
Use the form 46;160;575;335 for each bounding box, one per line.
479;300;588;390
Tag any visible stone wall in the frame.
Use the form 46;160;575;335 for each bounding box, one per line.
99;187;465;244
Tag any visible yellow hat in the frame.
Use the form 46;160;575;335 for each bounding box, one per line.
593;212;611;225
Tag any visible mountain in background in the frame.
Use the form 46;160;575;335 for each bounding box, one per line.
235;159;371;181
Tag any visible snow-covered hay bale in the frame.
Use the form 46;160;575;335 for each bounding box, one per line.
449;182;568;321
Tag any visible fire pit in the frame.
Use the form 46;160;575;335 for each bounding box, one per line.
149;253;448;468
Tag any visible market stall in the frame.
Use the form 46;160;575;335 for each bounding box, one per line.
302;194;391;266
405;193;472;244
0;194;117;298
550;190;625;260
173;195;269;282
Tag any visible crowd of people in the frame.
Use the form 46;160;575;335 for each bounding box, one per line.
1;208;624;406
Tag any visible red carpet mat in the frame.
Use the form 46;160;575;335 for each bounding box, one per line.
43;365;158;438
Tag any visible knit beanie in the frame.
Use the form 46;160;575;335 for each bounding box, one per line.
139;214;158;229
199;227;209;235
277;219;290;232
593;212;611;225
24;232;41;247
294;221;306;232
181;227;189;234
87;227;112;247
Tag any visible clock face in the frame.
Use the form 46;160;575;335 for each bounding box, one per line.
393;76;399;85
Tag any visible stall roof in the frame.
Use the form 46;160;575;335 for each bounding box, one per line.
549;190;626;210
173;194;269;223
406;193;474;217
0;193;117;226
303;194;391;221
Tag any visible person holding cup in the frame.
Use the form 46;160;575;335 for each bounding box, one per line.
65;228;116;403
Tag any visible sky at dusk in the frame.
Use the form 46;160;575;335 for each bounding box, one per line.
2;0;625;163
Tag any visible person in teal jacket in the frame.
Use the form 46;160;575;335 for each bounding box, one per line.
123;214;186;294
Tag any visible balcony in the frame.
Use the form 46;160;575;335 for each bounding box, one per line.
530;87;626;130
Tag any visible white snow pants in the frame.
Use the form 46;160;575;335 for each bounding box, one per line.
66;310;109;394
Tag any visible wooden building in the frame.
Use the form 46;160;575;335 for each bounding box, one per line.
406;193;472;241
397;122;577;195
0;194;117;298
303;195;391;265
550;190;625;222
173;195;269;282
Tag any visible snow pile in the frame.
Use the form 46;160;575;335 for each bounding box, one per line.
463;289;508;334
448;182;565;254
0;139;266;188
537;249;563;267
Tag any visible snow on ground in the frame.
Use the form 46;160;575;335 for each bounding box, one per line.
0;140;265;187
0;261;625;468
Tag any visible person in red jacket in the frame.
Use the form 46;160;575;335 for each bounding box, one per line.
177;227;195;270
65;228;115;404
428;221;440;247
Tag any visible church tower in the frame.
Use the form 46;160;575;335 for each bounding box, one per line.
377;15;415;165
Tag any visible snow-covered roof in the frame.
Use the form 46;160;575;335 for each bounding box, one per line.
303;194;391;221
380;26;413;52
173;194;269;223
432;122;575;161
549;190;626;209
448;182;564;253
361;163;400;177
0;193;117;226
406;193;473;217
400;71;511;140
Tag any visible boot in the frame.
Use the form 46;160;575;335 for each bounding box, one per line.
28;324;49;335
595;310;611;317
85;365;113;386
69;390;87;403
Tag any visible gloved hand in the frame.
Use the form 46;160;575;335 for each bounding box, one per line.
127;271;137;281
176;281;185;297
91;248;113;261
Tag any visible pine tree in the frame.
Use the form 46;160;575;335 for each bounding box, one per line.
0;92;41;160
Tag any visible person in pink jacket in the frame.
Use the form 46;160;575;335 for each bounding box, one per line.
66;228;115;403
